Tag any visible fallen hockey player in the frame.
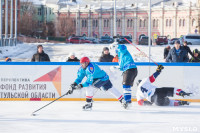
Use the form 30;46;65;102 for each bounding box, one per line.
137;65;192;106
68;56;127;110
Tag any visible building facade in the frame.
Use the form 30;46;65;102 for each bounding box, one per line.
56;0;200;42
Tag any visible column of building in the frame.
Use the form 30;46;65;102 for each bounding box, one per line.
187;2;192;34
88;9;91;37
98;4;102;37
173;3;178;38
76;5;80;36
133;9;137;42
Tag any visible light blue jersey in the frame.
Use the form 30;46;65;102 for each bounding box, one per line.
117;44;137;71
74;63;109;87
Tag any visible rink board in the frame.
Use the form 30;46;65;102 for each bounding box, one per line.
0;62;199;102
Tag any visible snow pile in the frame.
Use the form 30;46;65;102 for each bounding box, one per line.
0;43;200;62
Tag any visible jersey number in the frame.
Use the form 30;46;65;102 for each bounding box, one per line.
141;87;148;93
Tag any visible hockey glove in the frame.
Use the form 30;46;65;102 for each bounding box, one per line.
109;43;118;50
68;82;77;94
156;65;164;72
143;101;153;106
75;84;83;90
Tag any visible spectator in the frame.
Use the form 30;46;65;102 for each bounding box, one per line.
66;52;80;62
112;55;119;62
99;47;114;62
165;41;188;62
31;45;50;62
189;49;200;62
164;46;171;59
182;41;193;58
5;57;11;62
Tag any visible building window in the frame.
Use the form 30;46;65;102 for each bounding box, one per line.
118;19;121;27
139;19;142;27
49;8;51;14
107;20;109;27
74;20;76;27
93;20;95;27
127;19;129;27
192;19;196;27
169;19;172;27
144;19;146;27
183;19;185;27
130;19;133;27
104;19;106;27
166;19;168;27
179;19;182;27
156;19;159;27
96;20;98;27
38;8;42;16
82;20;84;28
85;20;87;27
153;19;156;27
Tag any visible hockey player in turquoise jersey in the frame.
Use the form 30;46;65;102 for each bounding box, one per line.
68;57;126;110
110;43;138;109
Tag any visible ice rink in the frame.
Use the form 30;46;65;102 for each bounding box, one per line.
0;101;199;133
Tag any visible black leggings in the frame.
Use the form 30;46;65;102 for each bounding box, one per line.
151;87;174;106
122;68;138;86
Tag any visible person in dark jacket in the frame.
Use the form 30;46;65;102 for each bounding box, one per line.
99;47;114;62
189;49;200;62
165;41;188;62
164;45;171;59
31;45;50;62
182;41;193;58
66;52;80;62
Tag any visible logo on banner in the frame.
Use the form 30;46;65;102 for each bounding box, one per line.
34;66;62;96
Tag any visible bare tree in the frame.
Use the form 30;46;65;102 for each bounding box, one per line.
56;14;75;38
19;0;37;36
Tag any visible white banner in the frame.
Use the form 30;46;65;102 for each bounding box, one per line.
0;64;199;100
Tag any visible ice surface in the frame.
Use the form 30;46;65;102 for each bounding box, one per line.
0;101;199;133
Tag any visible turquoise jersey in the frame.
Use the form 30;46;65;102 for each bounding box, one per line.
74;63;109;87
117;44;137;72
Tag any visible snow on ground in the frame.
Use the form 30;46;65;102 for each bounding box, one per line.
0;101;199;133
0;43;200;62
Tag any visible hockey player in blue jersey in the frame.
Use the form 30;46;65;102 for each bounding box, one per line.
110;43;138;108
68;57;126;110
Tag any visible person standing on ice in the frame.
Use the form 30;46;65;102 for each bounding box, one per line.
109;42;138;109
136;65;192;106
68;57;126;110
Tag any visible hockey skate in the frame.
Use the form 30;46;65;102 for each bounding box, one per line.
179;91;192;97
82;102;93;111
120;98;131;109
178;100;190;106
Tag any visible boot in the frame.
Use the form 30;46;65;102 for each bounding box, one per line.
178;100;190;106
179;91;192;97
83;102;93;111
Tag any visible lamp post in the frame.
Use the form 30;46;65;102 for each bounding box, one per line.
148;0;152;74
0;0;2;46
114;0;116;37
14;0;18;46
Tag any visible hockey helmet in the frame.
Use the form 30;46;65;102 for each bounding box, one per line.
80;57;90;64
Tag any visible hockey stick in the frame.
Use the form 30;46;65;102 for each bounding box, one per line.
31;91;70;116
124;38;158;66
